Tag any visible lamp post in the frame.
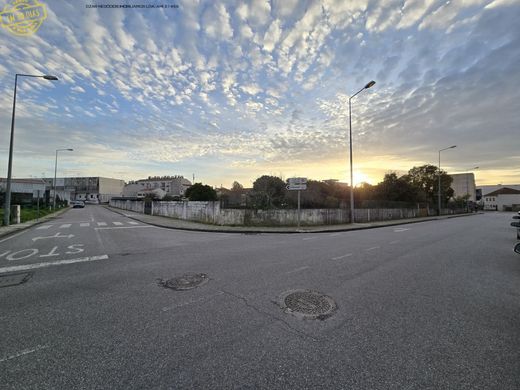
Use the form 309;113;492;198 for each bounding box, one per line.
349;80;375;224
53;148;73;210
3;74;58;226
438;145;457;216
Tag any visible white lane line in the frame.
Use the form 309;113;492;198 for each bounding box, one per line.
332;253;353;260
97;222;107;226
389;240;400;245
0;255;109;273
286;266;310;274
0;345;49;363
393;228;410;232
128;221;139;225
0;230;27;243
112;222;123;226
59;224;71;229
95;226;154;230
36;225;52;230
302;236;319;241
366;246;380;251
80;222;90;227
328;233;341;237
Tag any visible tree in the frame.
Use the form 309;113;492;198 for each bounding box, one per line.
373;172;418;203
231;181;243;191
185;183;218;201
250;175;286;209
405;164;453;206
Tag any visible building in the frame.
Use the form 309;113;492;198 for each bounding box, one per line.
482;187;520;211
450;173;477;201
0;178;46;205
127;176;192;198
43;177;125;203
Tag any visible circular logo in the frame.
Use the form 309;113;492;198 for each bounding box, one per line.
1;0;47;37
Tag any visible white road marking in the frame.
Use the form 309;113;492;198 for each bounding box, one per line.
0;255;109;273
97;222;107;226
128;221;139;225
286;266;310;274
328;233;342;237
113;222;123;226
389;240;400;245
36;225;52;230
0;231;27;243
302;236;319;241
0;345;49;363
32;233;74;242
59;224;71;229
393;228;410;232
366;246;380;251
95;225;154;230
332;253;353;260
80;223;90;227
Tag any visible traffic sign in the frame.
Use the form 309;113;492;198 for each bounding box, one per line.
288;177;307;186
286;184;307;191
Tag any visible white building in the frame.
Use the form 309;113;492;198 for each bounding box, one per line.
126;176;192;198
0;178;46;203
482;188;520;211
450;173;476;201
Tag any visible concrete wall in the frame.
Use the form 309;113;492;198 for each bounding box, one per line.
110;200;461;226
110;199;145;213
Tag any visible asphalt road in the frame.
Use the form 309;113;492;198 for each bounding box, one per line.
1;206;519;389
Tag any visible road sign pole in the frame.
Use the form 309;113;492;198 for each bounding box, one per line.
297;190;301;228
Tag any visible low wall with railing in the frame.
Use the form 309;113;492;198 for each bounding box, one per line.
109;199;466;226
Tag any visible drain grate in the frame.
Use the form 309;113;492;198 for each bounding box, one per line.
158;273;209;291
279;289;337;320
0;272;33;288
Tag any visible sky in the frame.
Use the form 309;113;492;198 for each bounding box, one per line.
0;0;519;188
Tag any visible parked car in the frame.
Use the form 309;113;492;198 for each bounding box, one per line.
71;201;85;208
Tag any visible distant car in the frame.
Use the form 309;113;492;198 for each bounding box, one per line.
71;201;85;208
84;199;99;205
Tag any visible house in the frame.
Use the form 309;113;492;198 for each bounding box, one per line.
482;187;520;211
132;176;192;197
42;177;125;203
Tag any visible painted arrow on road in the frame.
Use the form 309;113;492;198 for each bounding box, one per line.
32;233;75;242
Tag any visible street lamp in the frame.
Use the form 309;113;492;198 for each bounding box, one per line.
438;145;457;216
3;74;59;226
349;80;375;224
53;148;73;210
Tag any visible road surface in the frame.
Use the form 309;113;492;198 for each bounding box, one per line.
1;206;519;389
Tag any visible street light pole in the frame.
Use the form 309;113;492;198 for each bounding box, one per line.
53;148;73;210
438;145;457;216
348;80;375;224
3;74;58;226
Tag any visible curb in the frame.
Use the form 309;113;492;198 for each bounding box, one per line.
0;207;71;240
105;206;481;234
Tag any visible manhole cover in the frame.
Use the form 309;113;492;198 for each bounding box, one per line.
158;273;208;291
0;272;33;288
279;289;337;320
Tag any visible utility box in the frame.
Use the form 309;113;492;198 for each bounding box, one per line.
11;204;20;224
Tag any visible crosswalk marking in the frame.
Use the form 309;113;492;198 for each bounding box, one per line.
33;221;141;229
80;223;90;227
128;221;139;225
59;224;72;229
113;222;123;226
97;222;107;226
36;225;52;230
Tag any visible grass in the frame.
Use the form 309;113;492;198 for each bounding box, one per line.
0;205;66;224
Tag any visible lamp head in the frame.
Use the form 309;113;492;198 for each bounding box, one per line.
43;75;58;81
365;80;376;89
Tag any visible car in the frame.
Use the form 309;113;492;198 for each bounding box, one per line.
71;200;85;208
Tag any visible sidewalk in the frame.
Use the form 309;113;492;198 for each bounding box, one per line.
0;207;70;240
106;206;481;234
